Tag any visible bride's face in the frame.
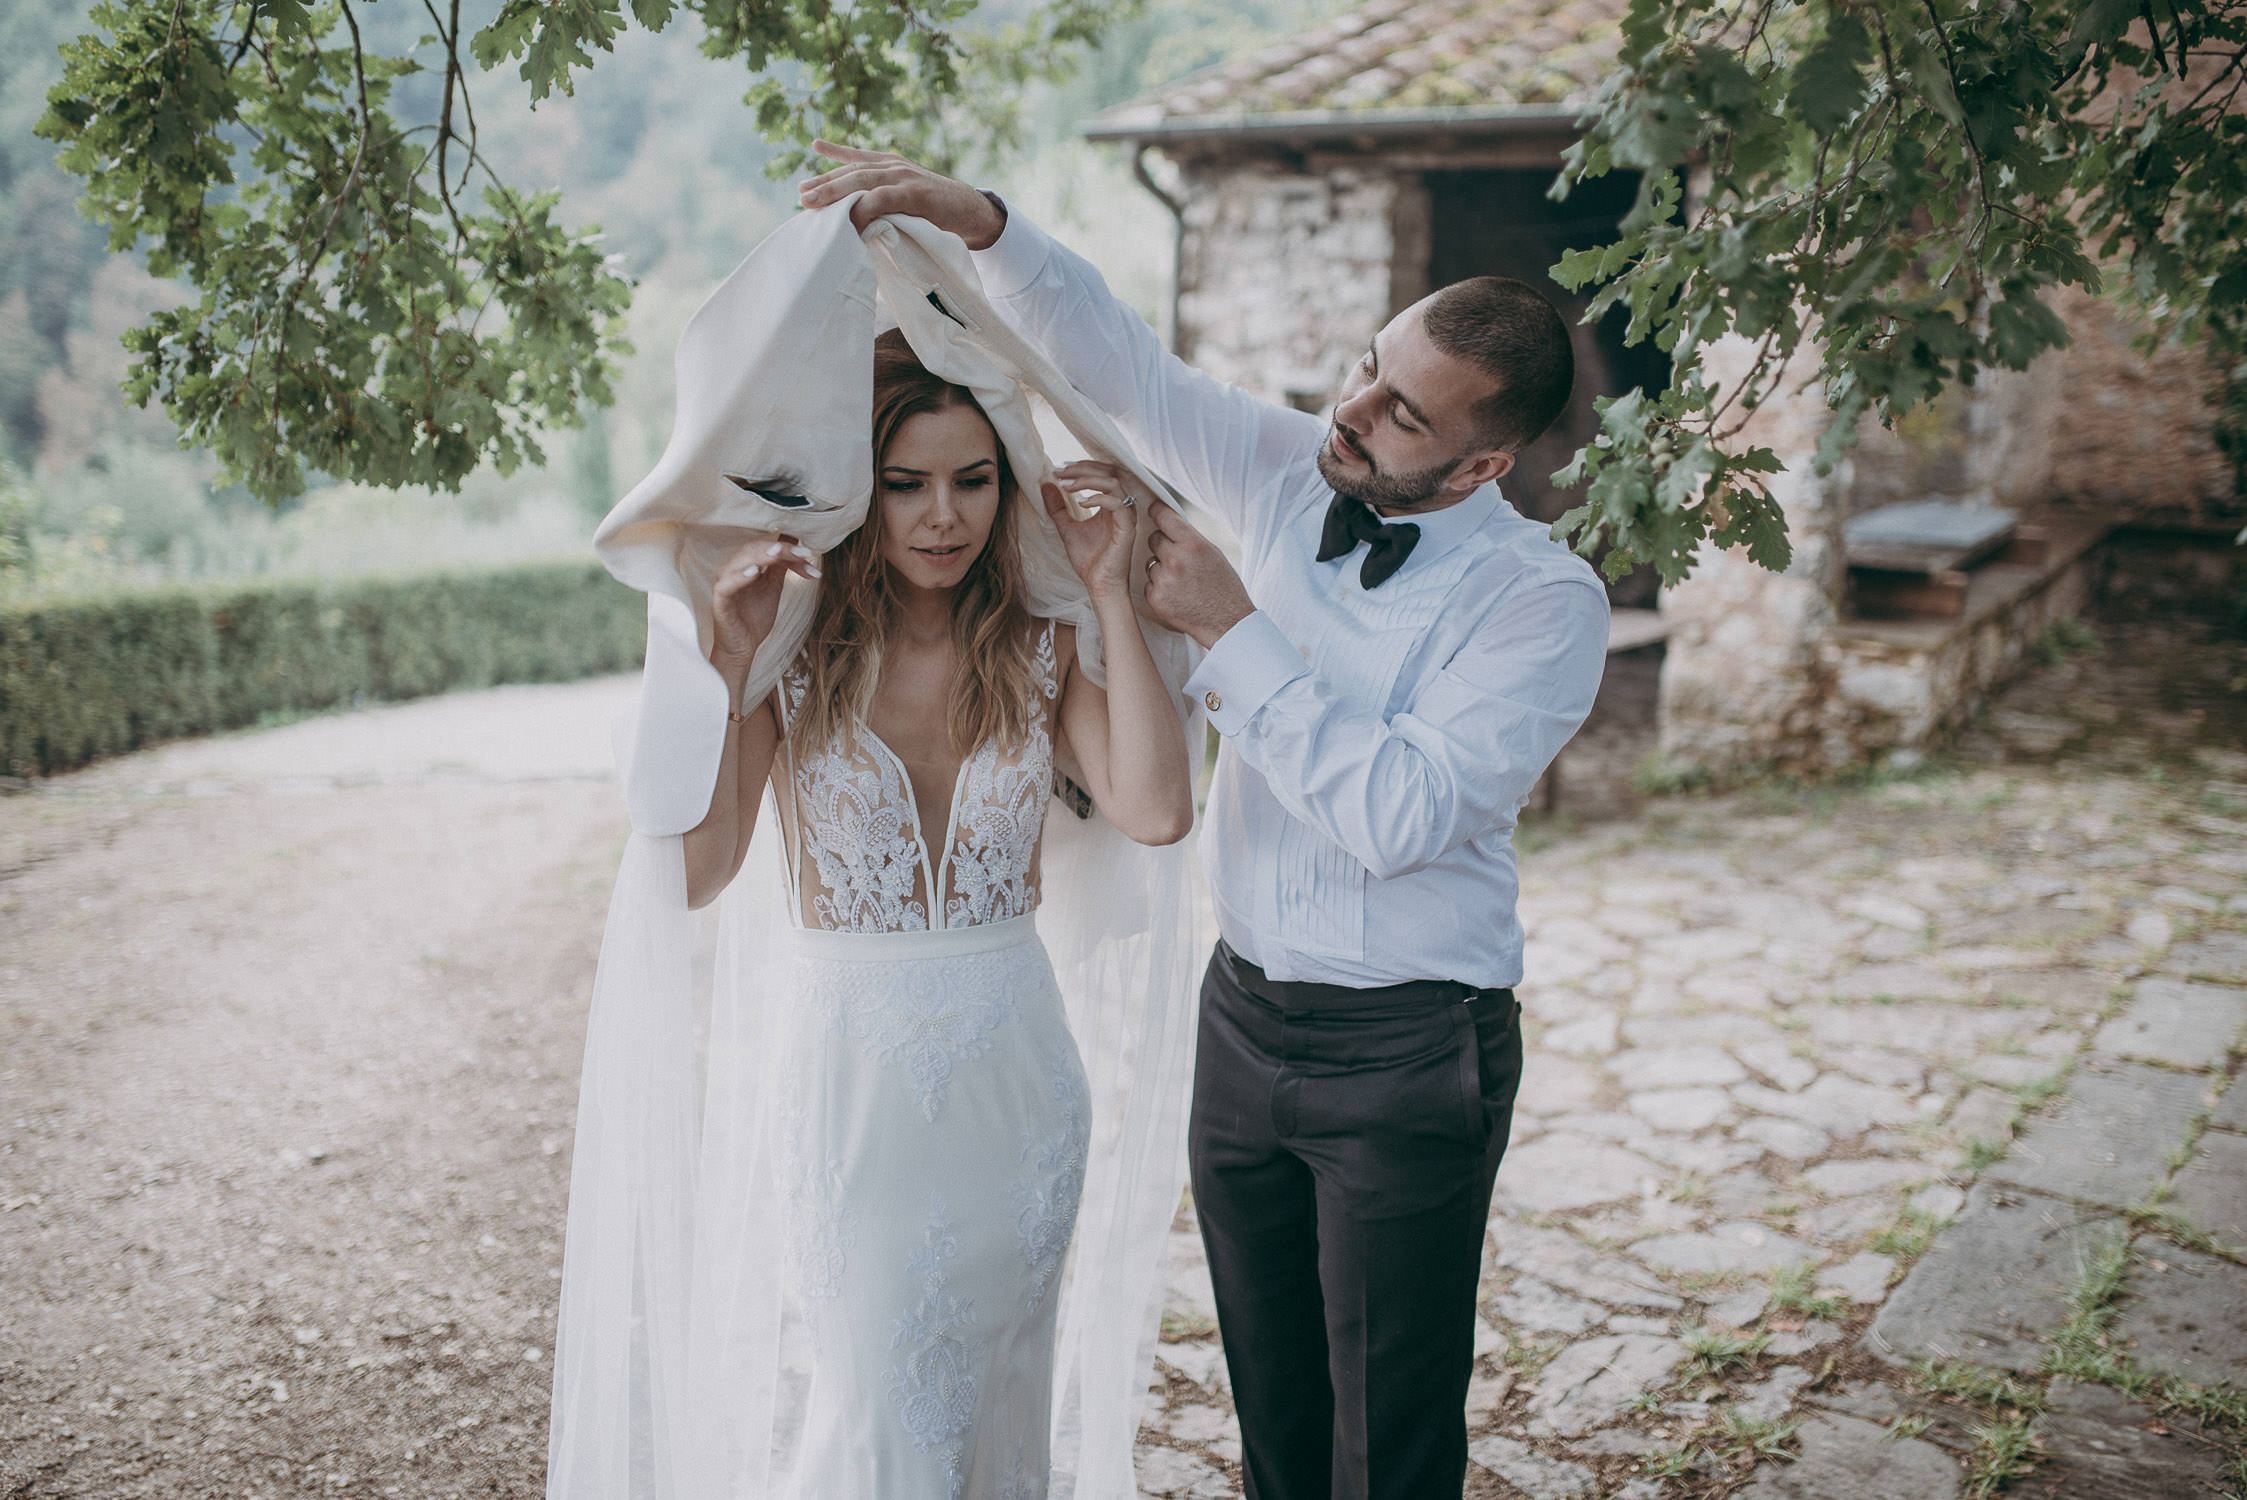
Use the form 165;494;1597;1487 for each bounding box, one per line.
875;403;1005;592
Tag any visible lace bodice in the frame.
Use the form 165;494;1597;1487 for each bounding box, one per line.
777;623;1062;934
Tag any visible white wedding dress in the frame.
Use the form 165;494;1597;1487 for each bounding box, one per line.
550;204;1207;1500
764;620;1089;1498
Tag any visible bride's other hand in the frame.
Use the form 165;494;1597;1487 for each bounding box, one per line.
1043;464;1138;600
711;534;820;679
688;538;806;909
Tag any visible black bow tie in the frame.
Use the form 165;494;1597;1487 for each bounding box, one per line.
1316;494;1421;588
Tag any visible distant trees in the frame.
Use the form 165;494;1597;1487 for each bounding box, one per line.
1;0;113;462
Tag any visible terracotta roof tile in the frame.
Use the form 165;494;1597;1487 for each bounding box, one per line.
1112;0;1626;121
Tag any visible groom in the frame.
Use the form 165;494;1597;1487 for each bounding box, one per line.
803;147;1609;1497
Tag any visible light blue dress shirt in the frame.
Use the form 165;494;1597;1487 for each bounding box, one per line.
975;212;1611;989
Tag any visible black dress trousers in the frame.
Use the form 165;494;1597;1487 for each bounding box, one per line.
1187;940;1523;1500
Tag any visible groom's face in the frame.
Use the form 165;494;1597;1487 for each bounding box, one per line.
1317;306;1515;513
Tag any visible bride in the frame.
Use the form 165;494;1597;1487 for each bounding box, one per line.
674;326;1195;1495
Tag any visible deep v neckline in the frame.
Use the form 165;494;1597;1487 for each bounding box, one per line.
855;722;976;917
778;620;1059;935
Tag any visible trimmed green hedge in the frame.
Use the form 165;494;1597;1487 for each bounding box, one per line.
0;560;646;777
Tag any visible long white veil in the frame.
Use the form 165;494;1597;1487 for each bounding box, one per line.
548;201;1207;1498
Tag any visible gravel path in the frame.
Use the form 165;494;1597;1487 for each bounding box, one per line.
4;615;2243;1500
3;679;637;1500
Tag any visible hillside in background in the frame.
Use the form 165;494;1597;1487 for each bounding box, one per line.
0;0;1346;600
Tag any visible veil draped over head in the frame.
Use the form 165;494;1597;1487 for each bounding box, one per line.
549;199;1208;1498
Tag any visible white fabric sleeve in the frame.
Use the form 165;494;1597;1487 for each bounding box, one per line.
970;205;1325;549
1196;579;1611;880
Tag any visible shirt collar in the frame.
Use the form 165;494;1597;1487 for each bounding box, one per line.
1363;479;1505;571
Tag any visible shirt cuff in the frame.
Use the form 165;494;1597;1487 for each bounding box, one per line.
968;194;1055;301
1183;611;1307;737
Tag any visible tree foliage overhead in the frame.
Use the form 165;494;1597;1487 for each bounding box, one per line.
1550;0;2247;584
37;0;1121;504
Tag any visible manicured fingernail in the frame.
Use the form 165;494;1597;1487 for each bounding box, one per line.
792;545;814;559
805;567;823;578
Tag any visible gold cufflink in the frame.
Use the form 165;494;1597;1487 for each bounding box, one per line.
1204;691;1223;712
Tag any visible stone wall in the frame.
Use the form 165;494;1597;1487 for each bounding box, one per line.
1660;290;2238;781
1656;337;1854;778
1844;286;2239;533
1174;161;1422;409
2040;286;2240;532
1821;539;2101;756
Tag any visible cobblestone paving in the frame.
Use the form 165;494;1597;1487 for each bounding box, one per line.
1135;615;2247;1497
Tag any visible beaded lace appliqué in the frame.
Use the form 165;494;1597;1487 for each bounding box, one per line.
783;623;1060;936
784;664;932;933
779;1101;855;1301
1013;1034;1089;1309
942;625;1059;929
831;951;1018;1121
886;1204;982;1500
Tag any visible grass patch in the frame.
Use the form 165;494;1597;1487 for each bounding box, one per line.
1684;1324;1769;1376
1503;1331;1564;1380
2032;616;2103;667
1887;1413;1932;1440
2157;1378;2247;1429
2069;1241;2134;1320
1959;1136;2009;1175
1964;1414;2042;1498
1512;809;1579;855
2041;1240;2136;1388
2035;1239;2247;1437
1912;1359;2045;1413
1872;1206;1946;1261
1768;1262;1847;1322
1633;752;1713;799
1632;1406;1803;1487
1159;1310;1217;1341
2010;1058;2077;1113
1903;1236;2247;1486
2163;1108;2213;1175
1761;1198;1803;1226
1713;1408;1799;1461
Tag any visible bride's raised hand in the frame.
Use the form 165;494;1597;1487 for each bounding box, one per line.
1044;461;1140;602
710;534;821;678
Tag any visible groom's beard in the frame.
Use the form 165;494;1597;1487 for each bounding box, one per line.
1314;423;1465;513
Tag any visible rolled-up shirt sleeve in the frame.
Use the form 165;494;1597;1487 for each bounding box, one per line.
1186;576;1610;881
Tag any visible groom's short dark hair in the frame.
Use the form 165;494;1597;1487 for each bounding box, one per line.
1422;277;1575;453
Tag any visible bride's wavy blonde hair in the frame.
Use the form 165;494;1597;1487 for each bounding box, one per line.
790;329;1039;757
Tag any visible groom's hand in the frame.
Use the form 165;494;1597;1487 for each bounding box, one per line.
797;141;1008;249
1143;499;1255;651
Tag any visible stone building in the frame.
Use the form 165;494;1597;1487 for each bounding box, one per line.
1085;0;2242;787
